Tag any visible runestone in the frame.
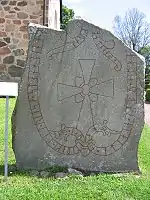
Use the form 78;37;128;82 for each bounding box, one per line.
12;20;145;172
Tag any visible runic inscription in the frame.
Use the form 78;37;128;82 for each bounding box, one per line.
24;25;141;158
12;20;145;172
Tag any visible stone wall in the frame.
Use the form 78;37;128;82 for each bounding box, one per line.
0;0;44;82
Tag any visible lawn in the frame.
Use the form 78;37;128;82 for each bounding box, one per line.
0;98;150;200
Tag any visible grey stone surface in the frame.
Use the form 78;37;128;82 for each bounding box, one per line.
3;55;14;64
68;168;83;176
55;172;68;178
17;59;25;67
12;20;145;173
0;73;11;82
40;171;50;178
8;65;23;77
30;170;39;177
13;49;25;56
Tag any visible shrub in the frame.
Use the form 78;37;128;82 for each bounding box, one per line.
145;83;150;90
145;89;150;102
146;74;150;81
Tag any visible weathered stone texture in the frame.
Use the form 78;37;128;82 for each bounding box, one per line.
12;21;145;173
0;31;7;37
0;0;44;82
14;7;20;11
9;11;16;14
1;1;8;6
0;64;7;72
9;1;17;6
8;65;23;77
0;46;11;55
23;33;28;40
5;14;16;18
13;48;24;56
4;37;10;43
17;12;28;19
4;6;10;11
0;18;5;23
19;25;27;32
17;59;25;67
13;20;21;25
17;1;27;7
3;55;14;64
0;41;7;47
5;24;16;32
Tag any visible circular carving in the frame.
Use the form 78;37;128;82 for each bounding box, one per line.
27;24;137;157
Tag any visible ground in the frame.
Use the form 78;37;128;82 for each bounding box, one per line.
0;99;150;200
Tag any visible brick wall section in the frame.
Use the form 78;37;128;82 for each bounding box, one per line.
0;0;44;82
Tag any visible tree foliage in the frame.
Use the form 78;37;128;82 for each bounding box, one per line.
113;8;150;53
140;47;150;91
140;46;150;55
61;5;75;29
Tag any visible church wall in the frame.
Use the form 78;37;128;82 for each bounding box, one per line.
0;0;44;82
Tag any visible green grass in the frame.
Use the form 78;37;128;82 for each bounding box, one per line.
0;99;150;200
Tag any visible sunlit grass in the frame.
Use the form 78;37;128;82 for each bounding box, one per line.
0;98;150;200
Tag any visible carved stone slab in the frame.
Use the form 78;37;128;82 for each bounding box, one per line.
12;20;145;172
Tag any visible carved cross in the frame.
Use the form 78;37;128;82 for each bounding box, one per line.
57;59;114;133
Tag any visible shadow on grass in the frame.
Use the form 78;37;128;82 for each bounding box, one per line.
0;163;142;180
0;164;32;178
0;96;16;99
0;164;68;178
